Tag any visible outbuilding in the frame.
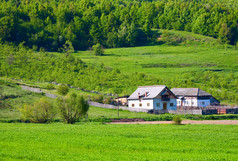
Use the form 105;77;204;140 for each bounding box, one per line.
171;88;220;108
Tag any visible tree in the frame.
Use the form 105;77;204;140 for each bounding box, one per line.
62;40;74;56
218;23;230;44
92;43;104;56
57;93;89;124
19;98;55;123
0;86;4;109
57;85;69;96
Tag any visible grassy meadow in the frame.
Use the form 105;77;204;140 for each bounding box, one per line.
0;123;238;160
74;45;237;79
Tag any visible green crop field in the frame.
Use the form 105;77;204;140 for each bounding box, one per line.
0;123;238;160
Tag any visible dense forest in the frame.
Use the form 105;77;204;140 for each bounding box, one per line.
0;0;237;51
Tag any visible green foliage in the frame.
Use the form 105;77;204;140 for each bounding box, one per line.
45;84;55;90
57;93;89;124
173;115;182;125
19;98;55;123
0;0;237;51
0;86;4;109
0;40;237;104
91;95;104;103
103;97;112;104
57;85;69;96
161;30;184;45
92;43;104;56
218;23;230;44
62;40;74;56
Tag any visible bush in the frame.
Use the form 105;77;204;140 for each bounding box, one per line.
57;93;89;124
45;84;55;90
91;95;104;103
173;115;182;125
19;98;55;123
57;85;69;95
103;97;112;104
92;43;104;56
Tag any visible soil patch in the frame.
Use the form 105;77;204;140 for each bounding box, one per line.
111;118;144;122
109;120;238;125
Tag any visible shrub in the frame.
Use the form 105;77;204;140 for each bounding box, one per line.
19;98;55;123
57;93;89;124
103;97;112;104
173;115;182;125
91;95;104;103
92;43;104;56
45;84;55;90
57;85;69;95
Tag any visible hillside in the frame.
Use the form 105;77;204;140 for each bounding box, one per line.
0;30;237;104
70;31;237;104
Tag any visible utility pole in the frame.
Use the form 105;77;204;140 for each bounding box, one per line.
116;94;119;117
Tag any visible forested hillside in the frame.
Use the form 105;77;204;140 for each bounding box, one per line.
0;0;237;51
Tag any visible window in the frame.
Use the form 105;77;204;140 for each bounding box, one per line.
157;103;160;107
202;101;205;105
178;101;181;105
192;102;194;105
170;103;174;106
132;104;134;107
147;103;150;107
139;103;142;107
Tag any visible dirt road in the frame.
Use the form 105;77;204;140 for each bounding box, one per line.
109;120;238;125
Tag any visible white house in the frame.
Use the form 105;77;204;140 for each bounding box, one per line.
171;88;220;108
127;85;177;110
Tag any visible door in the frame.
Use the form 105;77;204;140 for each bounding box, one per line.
163;102;167;110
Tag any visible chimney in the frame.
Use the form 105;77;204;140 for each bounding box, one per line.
145;92;147;97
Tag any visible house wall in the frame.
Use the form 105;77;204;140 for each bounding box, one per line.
153;98;177;110
128;98;177;110
128;99;154;109
176;97;210;107
177;97;198;107
197;99;210;107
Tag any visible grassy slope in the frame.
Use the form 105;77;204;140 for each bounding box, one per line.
74;45;237;79
0;83;44;109
69;31;238;104
0;123;238;160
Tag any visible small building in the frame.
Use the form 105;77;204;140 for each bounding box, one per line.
171;88;220;108
114;95;129;106
127;85;177;110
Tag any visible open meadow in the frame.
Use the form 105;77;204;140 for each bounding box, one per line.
74;45;238;79
0;123;238;161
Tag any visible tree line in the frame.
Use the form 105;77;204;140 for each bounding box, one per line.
0;0;237;51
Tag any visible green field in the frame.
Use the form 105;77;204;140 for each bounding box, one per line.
74;45;237;79
0;123;238;160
